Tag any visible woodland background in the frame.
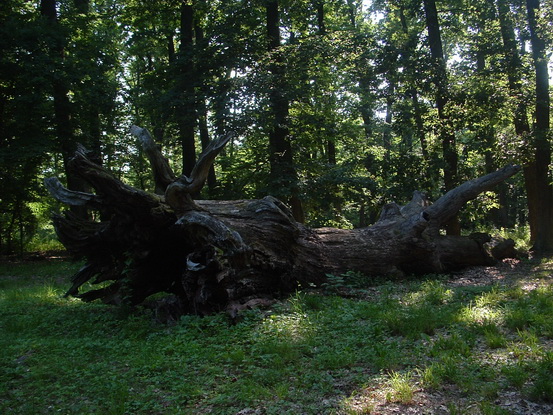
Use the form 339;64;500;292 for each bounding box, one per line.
1;0;552;255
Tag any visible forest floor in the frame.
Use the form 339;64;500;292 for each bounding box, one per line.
1;256;552;414
350;258;553;415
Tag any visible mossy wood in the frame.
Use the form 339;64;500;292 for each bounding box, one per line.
45;126;521;315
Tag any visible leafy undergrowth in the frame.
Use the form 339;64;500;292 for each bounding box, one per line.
1;258;553;414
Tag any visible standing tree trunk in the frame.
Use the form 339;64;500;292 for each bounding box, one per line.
525;0;553;254
397;4;429;163
176;2;197;177
315;0;336;166
45;126;521;317
266;0;304;223
472;3;510;228
422;0;459;235
194;21;217;193
40;0;89;219
496;0;535;235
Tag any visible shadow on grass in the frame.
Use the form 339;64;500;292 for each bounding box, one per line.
1;259;553;414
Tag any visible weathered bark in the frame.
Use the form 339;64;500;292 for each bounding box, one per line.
46;126;521;316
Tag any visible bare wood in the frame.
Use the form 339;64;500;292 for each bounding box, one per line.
130;125;175;194
44;177;99;207
425;164;521;232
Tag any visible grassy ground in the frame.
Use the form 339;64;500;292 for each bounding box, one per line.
1;257;553;414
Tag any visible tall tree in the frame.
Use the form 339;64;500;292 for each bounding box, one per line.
176;2;197;177
194;17;217;192
316;0;337;165
422;0;459;234
40;0;88;219
525;0;553;253
397;1;429;163
266;0;304;222
495;0;534;233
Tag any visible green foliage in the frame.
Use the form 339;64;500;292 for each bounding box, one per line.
322;270;372;293
1;0;542;250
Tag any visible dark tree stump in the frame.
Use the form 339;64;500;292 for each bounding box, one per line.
45;127;521;315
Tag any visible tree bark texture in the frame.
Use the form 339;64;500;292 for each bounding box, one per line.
45;127;521;316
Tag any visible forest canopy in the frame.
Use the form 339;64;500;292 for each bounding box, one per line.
1;0;552;255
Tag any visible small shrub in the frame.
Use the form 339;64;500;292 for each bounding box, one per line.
419;279;453;305
529;352;553;402
431;332;472;357
483;325;507;349
419;363;443;390
367;342;402;371
479;400;514;415
386;371;415;404
322;273;346;293
501;363;528;389
302;293;325;311
505;308;533;331
314;349;356;370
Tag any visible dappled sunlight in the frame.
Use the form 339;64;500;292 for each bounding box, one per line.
259;310;316;343
254;293;319;346
0;283;87;309
3;259;553;414
457;299;505;327
404;280;454;306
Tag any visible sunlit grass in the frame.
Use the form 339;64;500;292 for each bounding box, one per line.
385;371;415;404
406;279;454;305
457;300;505;328
1;258;553;414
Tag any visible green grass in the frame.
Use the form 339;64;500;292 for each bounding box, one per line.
1;259;553;414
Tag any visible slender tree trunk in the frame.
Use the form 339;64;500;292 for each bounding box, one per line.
316;1;337;165
383;80;394;151
266;0;304;222
41;0;88;219
398;4;429;162
526;0;553;253
472;4;509;227
496;0;536;236
422;0;459;235
73;0;102;165
177;2;196;177
359;76;375;139
194;21;216;192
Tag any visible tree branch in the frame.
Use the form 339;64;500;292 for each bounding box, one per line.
175;132;233;194
425;164;521;231
44;177;100;207
130;125;175;194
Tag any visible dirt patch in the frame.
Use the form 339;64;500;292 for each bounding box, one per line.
447;258;553;289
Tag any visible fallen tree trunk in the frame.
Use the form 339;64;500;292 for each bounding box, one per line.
45;127;521;315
